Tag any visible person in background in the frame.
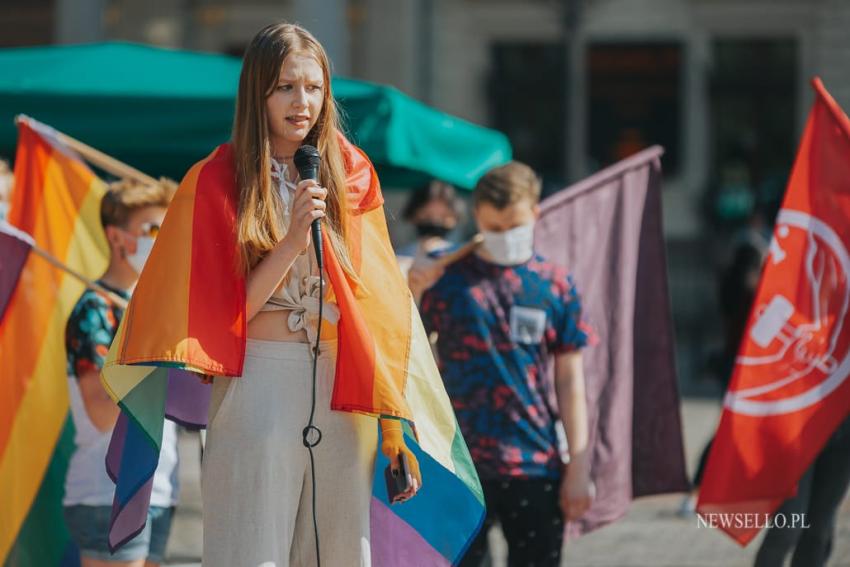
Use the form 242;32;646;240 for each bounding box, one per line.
680;211;770;516
412;161;595;566
753;416;850;567
396;179;465;277
64;178;179;567
0;159;13;221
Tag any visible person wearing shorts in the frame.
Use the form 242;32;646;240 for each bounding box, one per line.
63;179;180;567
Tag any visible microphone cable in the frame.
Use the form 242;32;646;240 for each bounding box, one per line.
294;144;326;567
302;240;324;567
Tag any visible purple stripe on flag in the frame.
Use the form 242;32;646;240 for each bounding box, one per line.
108;476;154;552
370;498;450;567
107;366;210;553
165;368;211;429
0;221;32;323
105;412;129;483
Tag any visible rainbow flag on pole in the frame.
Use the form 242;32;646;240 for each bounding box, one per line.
101;134;485;565
0;116;108;566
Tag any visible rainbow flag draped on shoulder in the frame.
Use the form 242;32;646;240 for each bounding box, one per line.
101;133;485;565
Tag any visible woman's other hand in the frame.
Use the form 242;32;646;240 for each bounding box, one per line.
380;419;422;503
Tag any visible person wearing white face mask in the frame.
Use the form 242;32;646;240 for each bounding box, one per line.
412;161;595;567
63;178;181;567
478;221;535;266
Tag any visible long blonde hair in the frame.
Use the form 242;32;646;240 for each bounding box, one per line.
232;22;355;276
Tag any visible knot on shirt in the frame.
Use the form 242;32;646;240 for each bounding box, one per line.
285;274;340;344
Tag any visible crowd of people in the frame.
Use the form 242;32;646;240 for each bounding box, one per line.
3;18;848;567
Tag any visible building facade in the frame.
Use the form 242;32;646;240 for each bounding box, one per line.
3;0;849;388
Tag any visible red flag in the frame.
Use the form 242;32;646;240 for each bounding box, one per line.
697;78;850;545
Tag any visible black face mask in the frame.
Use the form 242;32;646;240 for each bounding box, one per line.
415;222;452;239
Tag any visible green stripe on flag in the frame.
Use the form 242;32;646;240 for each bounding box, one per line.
450;419;484;506
118;366;168;450
4;415;78;567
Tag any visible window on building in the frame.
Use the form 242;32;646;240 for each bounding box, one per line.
0;0;54;46
707;38;797;227
586;42;683;175
488;42;567;195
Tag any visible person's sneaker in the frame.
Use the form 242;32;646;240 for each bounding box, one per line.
676;493;697;518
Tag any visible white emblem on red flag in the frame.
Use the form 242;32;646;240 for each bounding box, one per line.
726;210;850;416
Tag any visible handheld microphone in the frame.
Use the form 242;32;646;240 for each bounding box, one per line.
293;145;323;268
293;143;325;567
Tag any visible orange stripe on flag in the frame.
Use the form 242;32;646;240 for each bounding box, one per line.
0;168;106;560
0;123;104;455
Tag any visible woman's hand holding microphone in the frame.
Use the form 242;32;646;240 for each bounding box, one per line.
239;177;330;337
282;179;328;253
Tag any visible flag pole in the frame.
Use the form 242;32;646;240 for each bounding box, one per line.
29;243;129;309
433;234;484;268
811;77;850;138
13;116;158;186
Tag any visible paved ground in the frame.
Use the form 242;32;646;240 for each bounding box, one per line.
164;399;850;566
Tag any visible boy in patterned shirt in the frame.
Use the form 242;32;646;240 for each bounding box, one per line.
411;161;594;567
64;178;179;567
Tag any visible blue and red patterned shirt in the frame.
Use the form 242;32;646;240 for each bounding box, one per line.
420;252;590;480
66;280;129;378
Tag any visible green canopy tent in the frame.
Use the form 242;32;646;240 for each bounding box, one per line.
0;42;510;189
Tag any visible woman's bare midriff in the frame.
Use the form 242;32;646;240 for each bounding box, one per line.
246;309;338;342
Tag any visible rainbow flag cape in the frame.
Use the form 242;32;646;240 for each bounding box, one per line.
1;116;108;566
101;134;485;565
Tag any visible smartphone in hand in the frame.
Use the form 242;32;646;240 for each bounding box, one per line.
385;452;412;504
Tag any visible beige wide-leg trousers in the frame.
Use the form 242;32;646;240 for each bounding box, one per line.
202;339;378;567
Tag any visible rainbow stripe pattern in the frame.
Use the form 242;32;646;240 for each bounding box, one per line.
101;134;484;564
1;116;108;566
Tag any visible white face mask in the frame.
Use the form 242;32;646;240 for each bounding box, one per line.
480;222;535;266
127;236;154;275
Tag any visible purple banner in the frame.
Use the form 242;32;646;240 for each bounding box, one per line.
535;146;689;538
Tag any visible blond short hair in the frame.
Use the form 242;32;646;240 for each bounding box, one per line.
473;161;541;210
100;177;176;228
